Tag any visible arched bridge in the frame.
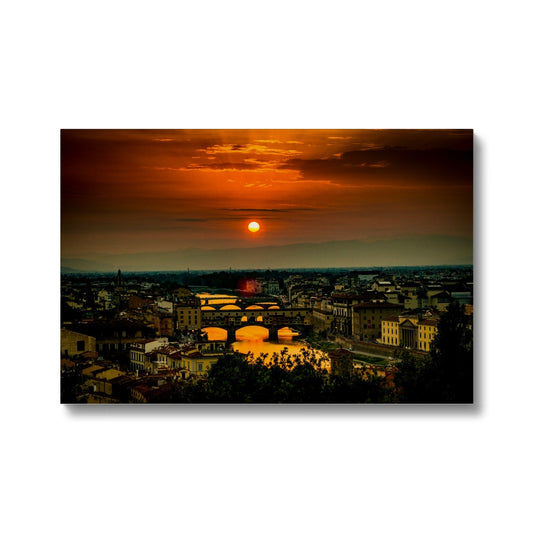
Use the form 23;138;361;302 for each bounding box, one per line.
201;307;312;343
200;297;283;311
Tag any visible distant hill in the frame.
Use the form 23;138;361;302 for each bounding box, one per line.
61;235;473;272
60;266;82;273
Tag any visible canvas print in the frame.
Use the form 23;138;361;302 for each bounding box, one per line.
61;129;473;404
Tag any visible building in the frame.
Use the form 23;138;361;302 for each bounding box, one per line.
128;294;152;310
381;317;401;348
84;368;126;402
330;293;362;336
131;380;174;403
417;318;438;352
262;279;280;295
399;282;424;310
173;294;202;332
380;313;439;352
143;344;183;374
65;319;154;358
165;342;223;376
424;291;453;311
61;328;96;357
129;338;169;372
312;300;334;333
96;289;114;310
371;280;394;293
328;348;357;377
147;311;174;337
352;302;403;342
179;349;218;376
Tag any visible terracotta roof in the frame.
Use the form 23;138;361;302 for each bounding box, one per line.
419;319;438;326
132;383;173;402
81;364;106;376
108;375;136;386
383;316;400;322
61;359;76;370
331;293;361;299
150;345;180;355
78;351;98;360
181;350;203;359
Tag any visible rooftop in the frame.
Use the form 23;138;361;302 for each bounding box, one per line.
353;302;403;309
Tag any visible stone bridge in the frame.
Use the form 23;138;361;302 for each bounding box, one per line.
199;297;283;311
201;307;312;343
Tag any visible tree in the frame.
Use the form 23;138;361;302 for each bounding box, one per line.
395;301;473;403
202;347;392;403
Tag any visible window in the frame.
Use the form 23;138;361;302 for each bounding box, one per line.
198;363;203;372
77;340;85;351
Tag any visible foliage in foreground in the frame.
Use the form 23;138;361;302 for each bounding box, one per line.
164;302;473;404
172;347;394;403
394;301;473;403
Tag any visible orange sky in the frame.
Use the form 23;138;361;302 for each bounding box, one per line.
61;129;473;259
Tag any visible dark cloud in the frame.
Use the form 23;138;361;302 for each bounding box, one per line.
61;129;221;179
280;143;473;187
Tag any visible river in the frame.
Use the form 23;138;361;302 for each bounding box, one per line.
198;293;328;368
202;325;329;369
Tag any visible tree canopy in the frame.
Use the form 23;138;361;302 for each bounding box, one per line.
394;301;473;403
196;348;393;403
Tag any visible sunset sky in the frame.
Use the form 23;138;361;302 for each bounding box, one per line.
61;129;473;268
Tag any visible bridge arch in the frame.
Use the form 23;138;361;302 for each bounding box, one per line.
201;327;228;341
235;324;269;341
278;326;298;337
245;304;264;310
220;304;241;310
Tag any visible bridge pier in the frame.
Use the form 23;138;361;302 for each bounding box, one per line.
268;326;278;342
226;327;236;345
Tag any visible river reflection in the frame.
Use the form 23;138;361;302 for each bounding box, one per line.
203;325;329;369
199;292;327;368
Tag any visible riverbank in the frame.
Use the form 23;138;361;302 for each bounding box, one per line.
303;332;341;353
304;332;401;367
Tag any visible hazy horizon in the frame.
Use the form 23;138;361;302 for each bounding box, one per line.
61;234;473;272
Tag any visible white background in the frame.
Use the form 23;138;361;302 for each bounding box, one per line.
2;1;532;532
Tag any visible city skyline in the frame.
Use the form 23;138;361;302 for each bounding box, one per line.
61;129;473;270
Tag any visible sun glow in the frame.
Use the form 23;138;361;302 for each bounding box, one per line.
248;221;260;232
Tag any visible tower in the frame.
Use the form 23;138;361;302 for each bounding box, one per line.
114;269;124;290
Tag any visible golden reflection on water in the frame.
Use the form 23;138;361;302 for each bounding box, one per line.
199;294;328;369
202;326;329;369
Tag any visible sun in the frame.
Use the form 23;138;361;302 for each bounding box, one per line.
247;221;260;233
